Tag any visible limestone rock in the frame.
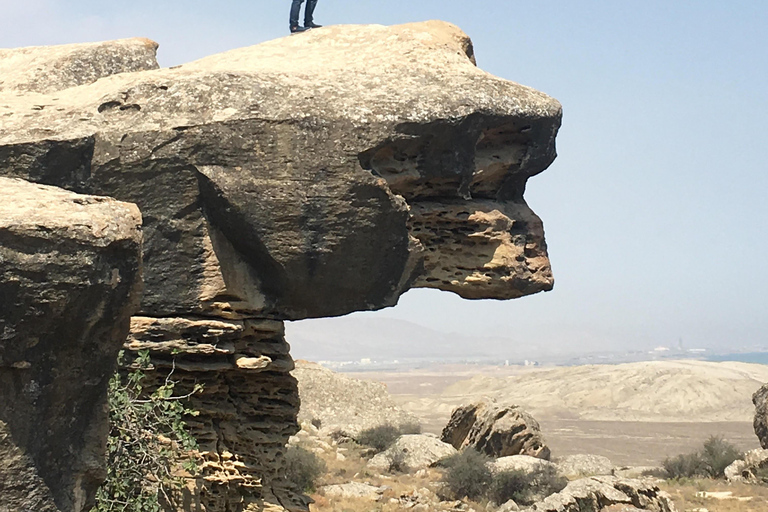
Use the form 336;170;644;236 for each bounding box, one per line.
368;434;458;471
0;21;560;320
753;383;768;448
321;482;385;500
442;401;550;459
724;448;768;484
0;178;142;512
293;361;419;437
489;455;559;476
520;476;676;512
0;38;159;95
498;500;521;512
556;454;615;478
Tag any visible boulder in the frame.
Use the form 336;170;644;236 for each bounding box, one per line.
320;482;385;500
498;500;521;512
557;454;615;478
753;383;768;448
724;448;768;483
368;434;458;471
0;178;142;512
442;401;550;459
489;455;559;476
293;361;419;437
520;476;676;512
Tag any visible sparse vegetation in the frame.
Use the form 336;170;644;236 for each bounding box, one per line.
486;465;567;506
440;449;492;500
385;449;409;474
356;422;423;453
285;445;327;492
663;435;742;480
91;350;202;512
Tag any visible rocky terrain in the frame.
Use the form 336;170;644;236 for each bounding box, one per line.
0;20;561;512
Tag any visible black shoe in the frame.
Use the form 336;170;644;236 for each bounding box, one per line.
304;22;323;29
290;25;309;33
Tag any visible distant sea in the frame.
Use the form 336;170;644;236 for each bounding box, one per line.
707;352;768;365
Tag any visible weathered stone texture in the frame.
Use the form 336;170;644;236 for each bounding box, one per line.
441;400;551;460
753;383;768;448
0;20;561;512
0;178;142;512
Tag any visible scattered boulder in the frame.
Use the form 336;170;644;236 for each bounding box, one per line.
556;454;615;478
520;476;676;512
724;448;768;483
294;361;419;438
368;434;458;472
753;383;768;448
0;178;142;512
489;455;559;476
442;401;550;459
498;500;521;512
320;482;385;500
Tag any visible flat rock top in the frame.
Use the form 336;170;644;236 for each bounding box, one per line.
0;21;560;143
1;177;142;245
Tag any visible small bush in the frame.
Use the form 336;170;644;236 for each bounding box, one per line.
488;469;529;505
700;435;742;478
663;436;743;480
285;446;326;492
357;425;401;453
399;421;423;435
663;452;706;479
488;465;568;506
441;449;492;500
386;450;409;474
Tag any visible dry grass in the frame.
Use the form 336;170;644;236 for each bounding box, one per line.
662;480;768;512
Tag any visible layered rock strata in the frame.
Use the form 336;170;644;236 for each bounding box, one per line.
0;178;142;512
0;21;561;511
441;400;551;459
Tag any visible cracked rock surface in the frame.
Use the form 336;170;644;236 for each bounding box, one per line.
0;20;561;511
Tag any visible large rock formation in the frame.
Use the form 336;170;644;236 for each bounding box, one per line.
0;178;142;512
521;477;676;512
0;20;561;511
441;400;551;460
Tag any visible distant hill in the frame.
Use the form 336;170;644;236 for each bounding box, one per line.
421;360;768;422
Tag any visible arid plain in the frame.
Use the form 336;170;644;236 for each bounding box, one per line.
346;360;767;466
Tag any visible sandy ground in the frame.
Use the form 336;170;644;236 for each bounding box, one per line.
346;360;767;465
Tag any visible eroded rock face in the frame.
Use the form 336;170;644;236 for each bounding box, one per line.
367;435;457;472
724;448;768;484
753;383;768;448
441;401;550;460
0;21;561;511
0;178;142;512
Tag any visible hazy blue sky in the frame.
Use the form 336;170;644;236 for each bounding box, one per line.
3;1;766;354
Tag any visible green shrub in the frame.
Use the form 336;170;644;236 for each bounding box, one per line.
91;350;202;512
285;446;326;492
488;469;529;505
399;421;423;435
357;425;401;453
440;449;492;500
663;436;743;480
700;435;743;478
663;452;706;479
488;465;568;506
386;449;409;474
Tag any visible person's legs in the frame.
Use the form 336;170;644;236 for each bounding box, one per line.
304;0;319;27
290;0;304;28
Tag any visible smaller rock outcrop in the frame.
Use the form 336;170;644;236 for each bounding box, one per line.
368;435;457;472
556;454;615;478
293;361;419;437
489;455;559;476
320;482;386;501
753;383;768;448
520;476;676;512
441;401;550;459
0;178;142;512
724;448;768;484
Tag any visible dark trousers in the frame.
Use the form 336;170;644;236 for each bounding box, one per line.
290;0;318;27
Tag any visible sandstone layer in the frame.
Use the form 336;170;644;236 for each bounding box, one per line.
441;401;550;460
0;178;142;512
0;21;561;511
